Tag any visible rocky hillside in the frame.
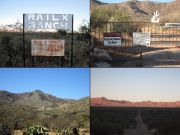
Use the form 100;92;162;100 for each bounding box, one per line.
91;0;107;6
91;97;180;107
0;90;76;108
0;90;90;134
92;0;180;22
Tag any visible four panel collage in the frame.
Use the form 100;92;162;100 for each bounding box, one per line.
0;0;180;135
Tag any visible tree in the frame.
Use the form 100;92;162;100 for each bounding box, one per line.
91;8;109;29
91;7;132;31
57;29;67;38
78;21;90;43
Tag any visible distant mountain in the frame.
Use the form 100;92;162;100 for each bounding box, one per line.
64;97;90;113
0;90;72;108
92;0;180;22
91;97;180;107
91;0;107;6
0;90;90;133
91;97;113;106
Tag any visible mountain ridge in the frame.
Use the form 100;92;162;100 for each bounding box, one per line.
0;90;88;108
92;0;180;22
91;97;180;107
91;0;107;6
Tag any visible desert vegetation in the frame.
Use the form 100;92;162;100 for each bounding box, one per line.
141;108;180;135
91;107;180;135
0;95;89;135
91;107;137;135
0;23;90;67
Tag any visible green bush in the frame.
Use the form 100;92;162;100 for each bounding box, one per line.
26;125;48;135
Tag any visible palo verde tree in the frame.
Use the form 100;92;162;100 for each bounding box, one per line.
91;6;132;32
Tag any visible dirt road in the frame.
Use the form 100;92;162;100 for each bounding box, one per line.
123;111;153;135
121;48;180;67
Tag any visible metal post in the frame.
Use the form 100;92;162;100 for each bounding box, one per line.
23;14;25;67
106;23;107;33
32;56;35;67
140;46;142;59
137;46;143;67
99;27;100;43
71;15;74;67
110;23;111;32
89;17;92;67
61;57;64;67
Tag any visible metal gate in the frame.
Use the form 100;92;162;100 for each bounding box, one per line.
92;22;180;47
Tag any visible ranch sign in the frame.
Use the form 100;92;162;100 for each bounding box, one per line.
104;32;122;46
133;32;151;46
24;14;73;30
31;39;65;56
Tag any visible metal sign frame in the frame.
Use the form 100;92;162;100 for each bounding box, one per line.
24;14;73;30
23;14;74;67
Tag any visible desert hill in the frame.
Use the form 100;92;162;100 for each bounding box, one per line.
91;97;180;107
0;90;89;110
0;90;89;134
0;90;69;108
91;0;107;6
92;0;180;22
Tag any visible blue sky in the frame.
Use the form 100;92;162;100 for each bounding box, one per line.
100;0;176;3
91;68;180;102
0;0;89;31
0;68;90;99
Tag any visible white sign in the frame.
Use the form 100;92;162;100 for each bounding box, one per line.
104;37;121;46
25;14;73;30
133;32;151;46
151;11;160;23
164;23;180;28
31;39;65;56
104;32;121;46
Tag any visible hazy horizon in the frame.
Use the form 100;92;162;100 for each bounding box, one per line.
91;96;180;102
91;68;180;102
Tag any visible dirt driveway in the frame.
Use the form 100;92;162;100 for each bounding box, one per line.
110;47;180;67
123;111;154;135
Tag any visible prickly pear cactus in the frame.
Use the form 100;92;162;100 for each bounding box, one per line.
59;126;73;135
26;125;48;135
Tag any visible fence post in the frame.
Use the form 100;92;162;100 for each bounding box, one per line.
23;14;25;67
71;15;74;67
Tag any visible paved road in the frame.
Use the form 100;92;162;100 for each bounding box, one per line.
123;111;153;135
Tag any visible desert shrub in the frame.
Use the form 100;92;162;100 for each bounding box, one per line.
91;107;137;135
0;125;11;135
141;108;180;135
25;125;48;135
57;29;67;38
